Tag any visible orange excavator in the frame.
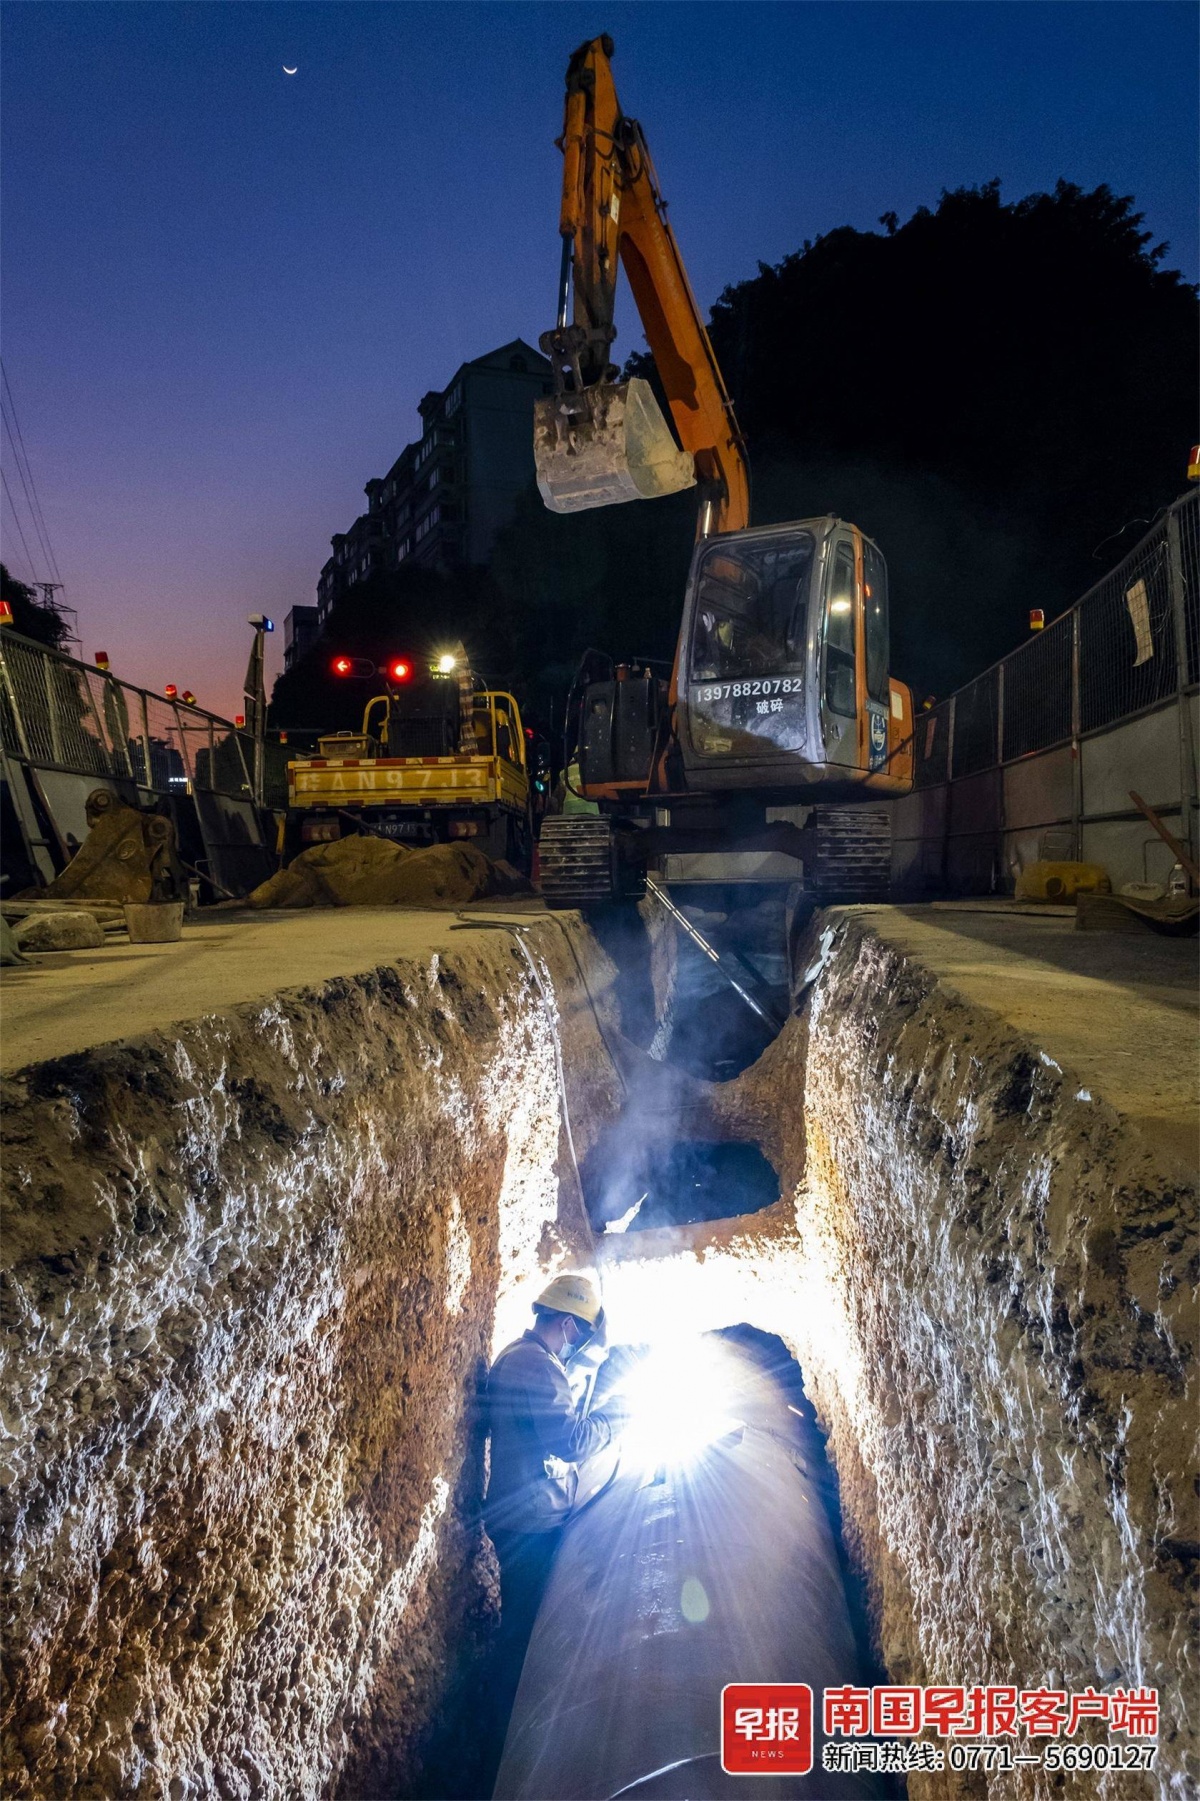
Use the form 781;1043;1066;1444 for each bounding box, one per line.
535;35;914;909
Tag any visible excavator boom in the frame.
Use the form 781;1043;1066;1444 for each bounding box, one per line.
534;35;914;916
535;35;750;536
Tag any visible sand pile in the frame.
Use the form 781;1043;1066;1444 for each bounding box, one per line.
247;834;530;909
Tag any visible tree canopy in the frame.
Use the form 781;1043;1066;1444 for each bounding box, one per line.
697;179;1196;688
0;564;73;651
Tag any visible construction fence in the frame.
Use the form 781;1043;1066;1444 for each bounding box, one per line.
892;489;1200;895
0;633;277;898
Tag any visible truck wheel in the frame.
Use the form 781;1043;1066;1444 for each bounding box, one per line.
538;816;618;909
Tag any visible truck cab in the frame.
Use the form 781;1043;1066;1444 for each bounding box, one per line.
286;680;534;870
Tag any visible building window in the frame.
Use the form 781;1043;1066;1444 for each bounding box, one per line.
415;506;442;543
446;383;462;416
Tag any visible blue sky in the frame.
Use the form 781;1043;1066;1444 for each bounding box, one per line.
3;2;1196;714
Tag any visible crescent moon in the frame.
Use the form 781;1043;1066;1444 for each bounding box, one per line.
283;65;298;75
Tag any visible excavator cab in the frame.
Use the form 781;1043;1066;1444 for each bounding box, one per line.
676;517;910;797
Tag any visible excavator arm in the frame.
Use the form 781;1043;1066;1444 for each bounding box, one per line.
536;35;750;537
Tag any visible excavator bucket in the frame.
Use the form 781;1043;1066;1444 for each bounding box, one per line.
534;377;696;513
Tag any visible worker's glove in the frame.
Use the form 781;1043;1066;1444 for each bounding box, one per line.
596;1343;638;1389
596;1389;633;1439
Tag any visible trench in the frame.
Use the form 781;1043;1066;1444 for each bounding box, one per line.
1;902;1194;1801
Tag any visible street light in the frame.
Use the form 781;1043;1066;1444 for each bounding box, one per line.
244;615;275;806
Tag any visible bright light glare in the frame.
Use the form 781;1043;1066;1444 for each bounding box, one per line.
604;1193;647;1235
830;598;852;614
436;653;458;674
616;1336;742;1474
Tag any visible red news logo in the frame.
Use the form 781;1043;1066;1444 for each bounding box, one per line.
721;1685;813;1776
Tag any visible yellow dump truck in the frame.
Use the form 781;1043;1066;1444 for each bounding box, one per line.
286;677;534;871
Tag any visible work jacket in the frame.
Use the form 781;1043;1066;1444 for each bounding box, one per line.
485;1330;612;1535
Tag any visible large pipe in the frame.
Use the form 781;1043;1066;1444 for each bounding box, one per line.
494;1334;885;1799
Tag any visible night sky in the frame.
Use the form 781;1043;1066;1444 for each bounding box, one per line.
3;2;1196;718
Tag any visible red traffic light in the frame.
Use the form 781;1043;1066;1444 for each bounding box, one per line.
388;658;412;683
331;654;375;679
165;683;178;699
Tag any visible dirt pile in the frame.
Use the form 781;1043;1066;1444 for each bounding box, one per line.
247;835;530;910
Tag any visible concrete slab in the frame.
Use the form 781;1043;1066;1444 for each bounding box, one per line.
0;900;549;1073
850;903;1198;1169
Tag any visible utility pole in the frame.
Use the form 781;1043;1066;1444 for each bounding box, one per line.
244;615;274;807
36;582;81;652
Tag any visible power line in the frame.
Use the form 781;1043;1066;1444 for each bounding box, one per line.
1;467;42;584
0;406;53;581
0;360;62;584
1;397;59;588
0;360;64;588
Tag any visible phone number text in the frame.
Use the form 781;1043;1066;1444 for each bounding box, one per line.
694;677;804;702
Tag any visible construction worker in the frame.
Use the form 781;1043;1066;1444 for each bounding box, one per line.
485;1272;620;1697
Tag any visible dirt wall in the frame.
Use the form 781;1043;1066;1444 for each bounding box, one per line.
0;918;621;1801
600;912;1197;1801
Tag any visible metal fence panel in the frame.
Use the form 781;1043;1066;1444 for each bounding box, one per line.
913;703;951;789
1078;532;1176;732
903;491;1196;792
1002;612;1073;760
1174;493;1199;685
0;634;256;804
951;667;999;777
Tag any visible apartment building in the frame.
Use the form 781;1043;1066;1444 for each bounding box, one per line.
315;340;552;622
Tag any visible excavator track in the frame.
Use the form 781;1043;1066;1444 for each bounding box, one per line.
810;806;893;903
538;815;618;909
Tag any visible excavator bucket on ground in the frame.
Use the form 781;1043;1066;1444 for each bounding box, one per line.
534;377;696;513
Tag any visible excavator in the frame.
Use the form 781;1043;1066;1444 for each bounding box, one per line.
535;35;914;910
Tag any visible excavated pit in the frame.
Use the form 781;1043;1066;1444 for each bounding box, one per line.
1;902;1195;1801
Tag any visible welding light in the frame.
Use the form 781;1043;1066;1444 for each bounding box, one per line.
435;653;458;675
615;1335;742;1474
388;658;413;683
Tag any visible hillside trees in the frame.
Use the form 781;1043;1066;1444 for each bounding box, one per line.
277;178;1197;723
